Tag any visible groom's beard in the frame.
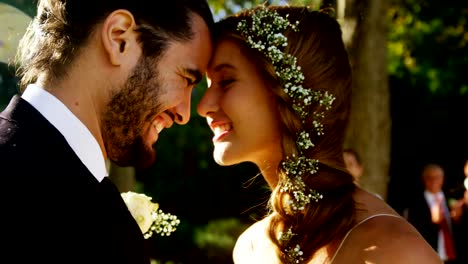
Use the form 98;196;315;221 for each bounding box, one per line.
102;56;163;170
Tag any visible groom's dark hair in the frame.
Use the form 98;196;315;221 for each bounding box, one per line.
16;0;214;90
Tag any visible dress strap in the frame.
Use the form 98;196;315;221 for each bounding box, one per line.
329;213;401;263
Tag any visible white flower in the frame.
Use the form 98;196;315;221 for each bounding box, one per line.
121;191;181;239
121;191;159;234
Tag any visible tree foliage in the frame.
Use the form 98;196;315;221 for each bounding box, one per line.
388;0;468;96
208;0;322;18
386;0;468;212
0;0;35;16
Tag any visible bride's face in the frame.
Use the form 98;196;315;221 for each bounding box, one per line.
464;161;468;177
197;38;283;167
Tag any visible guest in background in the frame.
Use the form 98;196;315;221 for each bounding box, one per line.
406;163;458;264
450;159;468;264
343;148;364;184
343;148;384;200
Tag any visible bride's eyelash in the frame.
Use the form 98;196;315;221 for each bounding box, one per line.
218;79;234;88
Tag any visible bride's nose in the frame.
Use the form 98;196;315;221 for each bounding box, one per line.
197;84;220;117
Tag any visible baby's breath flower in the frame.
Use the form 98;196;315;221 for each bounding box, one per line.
237;7;336;131
286;244;304;263
297;131;313;150
279;227;296;242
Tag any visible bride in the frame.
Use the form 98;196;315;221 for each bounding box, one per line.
197;5;442;264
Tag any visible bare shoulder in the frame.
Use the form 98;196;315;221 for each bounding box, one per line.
333;215;442;264
233;220;257;255
385;232;443;264
233;216;278;264
376;216;441;263
232;222;255;262
234;216;269;247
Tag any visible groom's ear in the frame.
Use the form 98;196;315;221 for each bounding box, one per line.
100;9;140;66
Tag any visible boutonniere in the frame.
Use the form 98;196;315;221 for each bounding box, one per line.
121;191;180;239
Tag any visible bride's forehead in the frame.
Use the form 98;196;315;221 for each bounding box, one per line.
210;44;254;71
214;38;244;56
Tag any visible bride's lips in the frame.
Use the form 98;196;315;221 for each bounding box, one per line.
211;122;232;142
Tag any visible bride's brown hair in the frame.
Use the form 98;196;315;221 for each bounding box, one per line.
215;5;356;263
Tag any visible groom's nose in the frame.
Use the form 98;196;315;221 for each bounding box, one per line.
172;89;191;125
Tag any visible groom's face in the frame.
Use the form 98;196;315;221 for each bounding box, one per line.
101;13;212;169
102;55;164;169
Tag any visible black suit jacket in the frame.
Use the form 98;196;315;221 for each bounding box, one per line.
0;95;150;264
406;191;454;255
453;202;468;264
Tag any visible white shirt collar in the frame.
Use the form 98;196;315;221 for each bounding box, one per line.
424;190;444;203
21;83;108;182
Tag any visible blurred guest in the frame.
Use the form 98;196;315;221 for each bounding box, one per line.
343;148;364;184
450;160;468;264
343;148;383;200
406;164;458;264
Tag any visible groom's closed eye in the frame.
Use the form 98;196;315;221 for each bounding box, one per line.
183;68;202;86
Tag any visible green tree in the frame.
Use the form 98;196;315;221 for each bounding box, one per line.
388;0;468;96
0;0;36;16
341;0;391;198
386;0;468;212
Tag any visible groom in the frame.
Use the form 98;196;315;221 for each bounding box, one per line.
0;0;213;263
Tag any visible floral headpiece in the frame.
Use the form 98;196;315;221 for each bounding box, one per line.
236;6;335;263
